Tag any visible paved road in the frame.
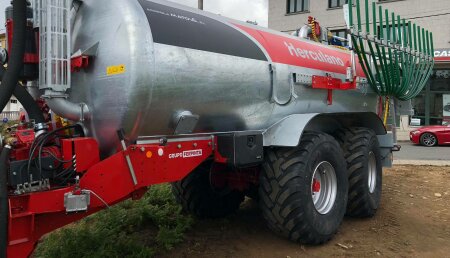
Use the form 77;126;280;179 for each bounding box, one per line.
394;141;450;161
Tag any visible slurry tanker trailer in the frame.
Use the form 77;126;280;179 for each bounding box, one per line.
0;0;434;256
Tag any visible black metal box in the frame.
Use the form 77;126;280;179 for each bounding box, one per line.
217;131;263;168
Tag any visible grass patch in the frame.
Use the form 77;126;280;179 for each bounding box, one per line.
34;184;193;258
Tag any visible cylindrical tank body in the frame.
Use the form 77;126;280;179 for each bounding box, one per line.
70;0;375;155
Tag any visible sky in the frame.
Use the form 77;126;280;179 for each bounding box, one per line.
0;2;5;34
168;0;268;27
0;0;268;29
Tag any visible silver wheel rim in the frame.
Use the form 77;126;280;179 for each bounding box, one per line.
311;161;337;215
422;133;436;146
368;152;377;194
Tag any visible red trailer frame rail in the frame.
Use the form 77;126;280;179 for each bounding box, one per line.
7;136;214;258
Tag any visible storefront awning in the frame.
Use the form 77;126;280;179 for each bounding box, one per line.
435;48;450;62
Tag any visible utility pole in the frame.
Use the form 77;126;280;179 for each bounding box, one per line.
198;0;203;10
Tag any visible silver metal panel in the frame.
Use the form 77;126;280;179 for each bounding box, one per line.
263;113;319;147
377;133;394;148
70;0;155;155
64;191;90;213
377;133;394;168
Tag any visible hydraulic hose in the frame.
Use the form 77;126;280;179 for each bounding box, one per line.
0;146;11;258
13;84;45;123
0;0;27;111
0;2;27;256
0;66;45;124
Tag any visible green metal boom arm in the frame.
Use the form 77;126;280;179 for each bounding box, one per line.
347;0;434;101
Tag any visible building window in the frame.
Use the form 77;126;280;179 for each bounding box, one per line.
329;0;348;8
287;0;309;14
10;99;17;104
330;29;348;46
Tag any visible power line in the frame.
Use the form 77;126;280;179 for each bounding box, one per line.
281;12;450;32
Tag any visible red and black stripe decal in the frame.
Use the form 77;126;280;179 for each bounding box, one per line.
235;24;364;76
138;0;268;61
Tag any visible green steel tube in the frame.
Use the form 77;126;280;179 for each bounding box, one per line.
352;36;377;91
415;29;431;94
371;2;388;94
391;12;400;93
418;31;434;93
406;26;423;99
430;32;434;54
408;21;413;51
385;9;390;42
402;22;418;99
411;28;430;98
372;2;377;38
405;26;426;99
397;16;401;44
356;34;378;90
367;39;385;94
398;18;412;97
397;16;405;90
353;0;378;90
426;33;436;85
379;6;392;94
349;0;353;27
398;20;413;97
385;9;395;95
404;20;414;90
379;6;384;39
415;28;428;90
363;0;384;94
356;0;362;31
393;14;403;95
391;13;396;44
422;28;427;55
365;0;370;33
417;26;422;52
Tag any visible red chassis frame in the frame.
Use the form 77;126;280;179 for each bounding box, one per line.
7;135;216;258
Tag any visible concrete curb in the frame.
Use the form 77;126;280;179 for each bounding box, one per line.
394;160;450;166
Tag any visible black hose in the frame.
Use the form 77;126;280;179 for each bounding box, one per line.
0;146;11;258
0;58;45;124
0;2;28;256
12;83;45;123
0;0;27;111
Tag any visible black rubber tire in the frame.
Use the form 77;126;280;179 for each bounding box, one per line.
419;132;438;147
259;132;348;244
335;127;383;217
172;161;244;218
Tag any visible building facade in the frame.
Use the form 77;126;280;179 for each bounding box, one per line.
0;32;5;49
269;0;450;128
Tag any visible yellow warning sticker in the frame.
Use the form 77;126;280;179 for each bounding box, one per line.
106;64;126;76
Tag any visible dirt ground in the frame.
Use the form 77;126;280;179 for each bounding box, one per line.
164;165;450;258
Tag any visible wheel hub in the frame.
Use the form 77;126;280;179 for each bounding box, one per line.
368;151;377;194
422;134;436;146
312;179;321;192
311;161;337;215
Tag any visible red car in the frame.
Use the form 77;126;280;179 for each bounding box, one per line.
410;125;450;146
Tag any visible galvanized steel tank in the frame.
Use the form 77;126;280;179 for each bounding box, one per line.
69;0;376;154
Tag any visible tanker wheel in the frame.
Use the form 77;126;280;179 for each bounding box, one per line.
259;132;348;244
335;127;382;217
172;160;244;218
